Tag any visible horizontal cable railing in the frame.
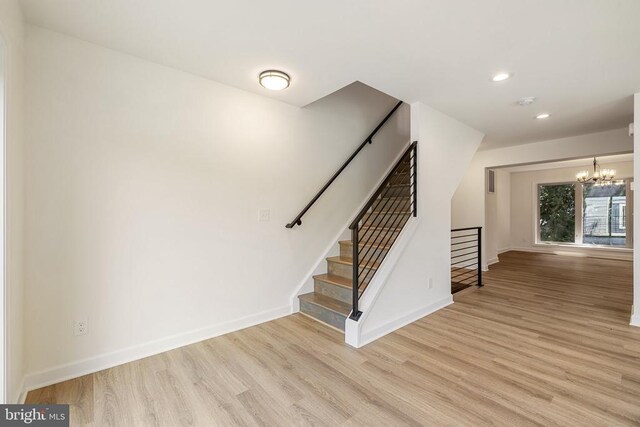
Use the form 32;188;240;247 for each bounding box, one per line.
349;141;418;320
285;100;403;228
451;227;483;293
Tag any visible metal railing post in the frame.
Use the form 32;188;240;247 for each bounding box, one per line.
350;227;362;320
477;227;483;287
412;144;417;217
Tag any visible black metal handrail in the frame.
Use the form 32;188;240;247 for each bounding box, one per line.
450;227;482;293
349;141;418;320
285;100;404;228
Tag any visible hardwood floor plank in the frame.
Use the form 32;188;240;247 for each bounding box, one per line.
26;251;640;425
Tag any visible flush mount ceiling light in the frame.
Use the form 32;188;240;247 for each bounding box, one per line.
491;72;512;82
535;113;551;119
259;70;290;91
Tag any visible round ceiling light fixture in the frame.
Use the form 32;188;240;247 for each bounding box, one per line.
491;72;512;82
259;70;290;91
535;113;551;119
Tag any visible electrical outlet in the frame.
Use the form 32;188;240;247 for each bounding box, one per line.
74;319;88;336
259;209;270;222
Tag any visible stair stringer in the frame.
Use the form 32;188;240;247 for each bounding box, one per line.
344;217;420;347
289;141;413;312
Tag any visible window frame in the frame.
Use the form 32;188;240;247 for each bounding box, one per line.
535;178;633;249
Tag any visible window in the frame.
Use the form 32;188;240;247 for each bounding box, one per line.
582;183;626;246
538;180;632;247
539;183;575;243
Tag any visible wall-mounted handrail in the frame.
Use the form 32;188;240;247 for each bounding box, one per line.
285;100;403;229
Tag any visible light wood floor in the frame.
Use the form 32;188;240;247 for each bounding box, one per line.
27;251;640;426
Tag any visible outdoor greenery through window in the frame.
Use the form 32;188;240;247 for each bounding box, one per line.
539;184;575;243
538;180;630;247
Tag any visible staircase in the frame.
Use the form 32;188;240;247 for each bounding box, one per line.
298;155;413;331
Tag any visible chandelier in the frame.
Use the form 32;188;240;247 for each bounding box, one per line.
576;157;616;185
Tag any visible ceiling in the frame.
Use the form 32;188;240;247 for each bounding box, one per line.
500;153;633;173
20;0;640;149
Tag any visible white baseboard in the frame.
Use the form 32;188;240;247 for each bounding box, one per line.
23;305;291;393
487;257;499;266
353;295;453;348
505;246;632;262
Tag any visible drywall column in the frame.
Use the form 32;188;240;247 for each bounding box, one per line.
0;0;25;403
347;102;484;346
633;93;640;327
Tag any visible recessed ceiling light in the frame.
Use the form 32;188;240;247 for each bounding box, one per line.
535;113;551;119
491;72;512;82
259;70;290;91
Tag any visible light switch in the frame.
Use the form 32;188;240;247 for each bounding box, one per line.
260;209;270;222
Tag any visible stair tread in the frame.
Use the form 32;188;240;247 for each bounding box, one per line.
377;196;411;201
339;240;393;250
327;256;380;269
360;224;403;231
298;292;351;316
366;210;412;215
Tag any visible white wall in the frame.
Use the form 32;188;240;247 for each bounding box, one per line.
633;94;640;327
452;127;633;269
508;160;633;260
0;0;24;404
24;26;410;388
349;102;484;346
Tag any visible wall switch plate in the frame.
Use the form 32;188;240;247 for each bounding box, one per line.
259;209;270;222
427;278;433;289
74;319;88;336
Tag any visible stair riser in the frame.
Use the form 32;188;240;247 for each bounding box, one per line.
364;212;411;227
300;300;347;331
328;260;375;284
339;241;389;261
382;186;412;197
314;278;352;303
372;197;412;213
359;228;401;242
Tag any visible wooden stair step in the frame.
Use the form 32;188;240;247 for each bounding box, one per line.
339;240;393;251
313;273;352;289
298;292;350;331
367;210;412;215
327;256;379;283
313;273;364;303
359;225;404;241
327;256;380;270
360;224;404;233
363;211;412;227
373;204;411;211
381;184;411;197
